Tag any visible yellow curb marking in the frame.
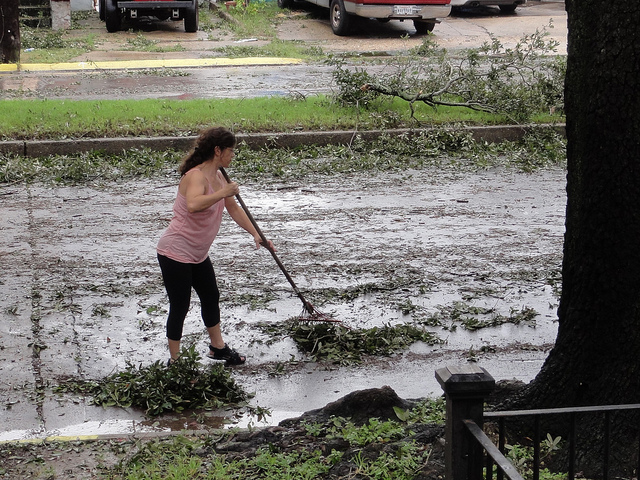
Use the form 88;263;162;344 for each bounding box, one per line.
0;57;302;73
1;435;101;444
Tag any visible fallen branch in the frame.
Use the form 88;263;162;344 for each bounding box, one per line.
361;82;497;119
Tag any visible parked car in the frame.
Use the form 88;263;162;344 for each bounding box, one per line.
278;0;451;36
99;0;199;32
449;0;525;13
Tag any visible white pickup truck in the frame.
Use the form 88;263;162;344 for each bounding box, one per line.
100;0;199;32
278;0;451;36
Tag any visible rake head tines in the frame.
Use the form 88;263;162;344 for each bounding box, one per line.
294;301;341;323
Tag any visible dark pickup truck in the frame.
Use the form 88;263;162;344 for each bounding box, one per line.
100;0;199;32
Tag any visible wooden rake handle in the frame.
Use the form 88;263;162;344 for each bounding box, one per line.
219;167;314;313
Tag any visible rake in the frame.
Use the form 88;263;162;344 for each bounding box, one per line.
219;167;339;323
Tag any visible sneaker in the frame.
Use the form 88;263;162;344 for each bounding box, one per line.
207;344;246;366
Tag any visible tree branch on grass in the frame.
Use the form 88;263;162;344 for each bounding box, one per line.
332;23;565;124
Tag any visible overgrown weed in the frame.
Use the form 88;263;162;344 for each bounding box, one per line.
502;434;566;480
225;0;284;38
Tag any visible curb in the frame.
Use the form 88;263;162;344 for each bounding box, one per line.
0;428;222;445
0;57;303;73
1;125;565;158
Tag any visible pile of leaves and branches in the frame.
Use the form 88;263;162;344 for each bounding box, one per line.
0;124;566;184
331;24;566;124
226;124;566;182
55;346;250;416
425;303;539;332
254;301;539;366
286;321;442;364
252;319;437;366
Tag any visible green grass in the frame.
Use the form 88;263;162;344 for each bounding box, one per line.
9;4;565;138
224;0;286;38
0;95;536;141
20;27;98;64
95;398;446;479
210;37;324;58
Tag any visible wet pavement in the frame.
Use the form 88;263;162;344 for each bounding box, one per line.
0;166;565;441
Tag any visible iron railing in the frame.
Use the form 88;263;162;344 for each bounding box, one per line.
463;418;525;480
468;404;640;480
436;365;640;480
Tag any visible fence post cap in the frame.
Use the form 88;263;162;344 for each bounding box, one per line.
435;365;495;395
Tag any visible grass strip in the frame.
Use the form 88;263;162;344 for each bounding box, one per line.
0;95;549;141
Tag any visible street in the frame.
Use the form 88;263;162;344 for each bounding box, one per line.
0;0;567;443
0;0;566;100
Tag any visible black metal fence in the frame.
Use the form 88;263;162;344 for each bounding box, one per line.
436;365;640;480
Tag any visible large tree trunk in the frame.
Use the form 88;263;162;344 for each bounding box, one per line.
1;0;20;63
504;0;640;475
525;0;640;409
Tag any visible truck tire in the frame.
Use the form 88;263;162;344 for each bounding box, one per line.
499;4;517;13
413;20;435;35
105;0;121;32
184;0;199;32
277;0;292;8
330;0;351;36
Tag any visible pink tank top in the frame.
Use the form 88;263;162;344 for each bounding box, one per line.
157;169;225;264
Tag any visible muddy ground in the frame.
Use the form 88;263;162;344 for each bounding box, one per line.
0;161;566;476
1;164;564;436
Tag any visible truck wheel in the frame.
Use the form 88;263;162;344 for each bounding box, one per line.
499;4;517;13
184;0;199;32
105;0;121;32
277;0;292;8
330;0;351;36
99;0;105;21
413;20;435;35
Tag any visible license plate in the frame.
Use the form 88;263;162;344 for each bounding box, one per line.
393;5;419;15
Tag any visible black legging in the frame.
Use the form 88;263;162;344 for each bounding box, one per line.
157;254;220;341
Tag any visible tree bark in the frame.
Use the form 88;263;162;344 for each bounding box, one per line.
1;0;20;63
504;0;640;475
523;0;640;409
